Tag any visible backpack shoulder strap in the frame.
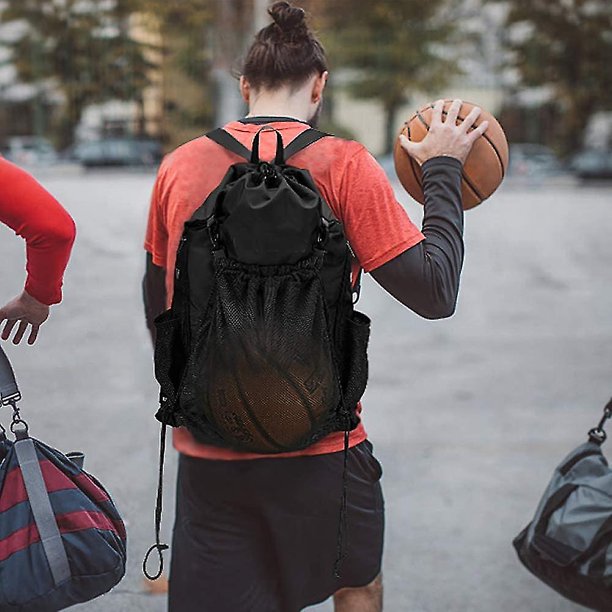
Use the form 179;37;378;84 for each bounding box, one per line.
284;128;328;161
206;128;251;161
207;127;328;163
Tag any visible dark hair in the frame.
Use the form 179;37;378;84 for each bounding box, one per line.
242;1;328;91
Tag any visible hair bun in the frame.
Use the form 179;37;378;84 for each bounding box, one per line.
268;1;307;35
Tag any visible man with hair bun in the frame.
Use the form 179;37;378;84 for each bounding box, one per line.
143;2;488;610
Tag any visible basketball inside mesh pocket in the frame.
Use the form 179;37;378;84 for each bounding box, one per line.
200;264;340;453
341;310;371;412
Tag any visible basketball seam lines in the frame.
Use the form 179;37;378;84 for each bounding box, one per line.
460;172;482;202
438;107;506;180
415;110;485;202
417;106;506;180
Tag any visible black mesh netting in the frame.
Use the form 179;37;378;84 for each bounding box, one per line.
179;254;341;453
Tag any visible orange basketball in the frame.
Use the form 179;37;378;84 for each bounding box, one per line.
393;100;509;210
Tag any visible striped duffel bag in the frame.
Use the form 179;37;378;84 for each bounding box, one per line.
0;345;127;611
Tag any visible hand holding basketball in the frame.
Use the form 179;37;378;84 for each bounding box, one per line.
394;99;509;209
399;99;489;166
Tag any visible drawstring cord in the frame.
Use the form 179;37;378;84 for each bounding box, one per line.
334;424;351;578
143;421;169;580
314;259;356;580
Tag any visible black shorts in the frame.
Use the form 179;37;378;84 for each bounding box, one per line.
168;440;385;612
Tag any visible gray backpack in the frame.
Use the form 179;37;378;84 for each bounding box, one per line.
513;398;612;610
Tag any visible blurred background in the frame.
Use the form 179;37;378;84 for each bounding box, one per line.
1;1;611;611
0;0;611;175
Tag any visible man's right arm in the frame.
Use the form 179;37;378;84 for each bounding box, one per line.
0;158;76;344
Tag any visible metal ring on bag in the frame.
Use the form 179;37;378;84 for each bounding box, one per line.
588;427;607;445
10;418;28;436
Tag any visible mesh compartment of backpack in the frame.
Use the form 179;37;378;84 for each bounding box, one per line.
179;253;341;454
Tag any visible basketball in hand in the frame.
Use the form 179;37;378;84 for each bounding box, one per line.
393;100;509;209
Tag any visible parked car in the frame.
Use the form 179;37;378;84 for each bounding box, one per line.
568;149;612;180
72;138;163;168
3;137;58;165
508;143;563;177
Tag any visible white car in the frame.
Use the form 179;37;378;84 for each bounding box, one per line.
4;137;58;166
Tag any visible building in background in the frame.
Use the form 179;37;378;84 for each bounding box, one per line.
0;0;609;157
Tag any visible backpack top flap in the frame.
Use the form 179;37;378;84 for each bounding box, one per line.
205;126;332;265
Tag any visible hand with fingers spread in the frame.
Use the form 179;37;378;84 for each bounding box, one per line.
399;98;489;166
0;291;50;345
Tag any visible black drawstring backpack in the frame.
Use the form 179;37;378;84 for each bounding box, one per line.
144;127;371;581
0;345;127;611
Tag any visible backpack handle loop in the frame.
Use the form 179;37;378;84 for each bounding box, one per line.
251;127;285;166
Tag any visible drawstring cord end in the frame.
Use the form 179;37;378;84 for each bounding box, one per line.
143;542;169;581
143;421;169;581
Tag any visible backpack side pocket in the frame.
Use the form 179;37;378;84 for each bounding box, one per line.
153;309;185;425
341;310;371;414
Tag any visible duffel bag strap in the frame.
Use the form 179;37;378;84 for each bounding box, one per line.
15;436;71;586
0;345;20;406
533;483;579;539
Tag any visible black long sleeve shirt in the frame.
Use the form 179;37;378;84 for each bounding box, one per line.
370;156;464;319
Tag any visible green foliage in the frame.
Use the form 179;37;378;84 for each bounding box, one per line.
321;0;465;152
133;0;213;32
0;0;157;147
131;0;217;147
491;0;612;155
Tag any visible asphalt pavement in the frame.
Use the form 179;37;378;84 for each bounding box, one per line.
1;166;611;612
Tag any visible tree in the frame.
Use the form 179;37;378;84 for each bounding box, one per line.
0;0;156;147
131;0;256;145
491;0;612;156
321;0;465;153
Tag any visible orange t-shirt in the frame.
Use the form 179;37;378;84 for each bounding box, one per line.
144;118;424;460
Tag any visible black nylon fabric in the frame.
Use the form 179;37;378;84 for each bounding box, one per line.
218;168;322;265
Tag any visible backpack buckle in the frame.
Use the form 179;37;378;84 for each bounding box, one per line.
207;216;221;250
317;218;330;248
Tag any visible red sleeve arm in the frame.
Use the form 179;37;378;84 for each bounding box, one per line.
336;144;424;273
0;158;76;305
144;159;169;269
